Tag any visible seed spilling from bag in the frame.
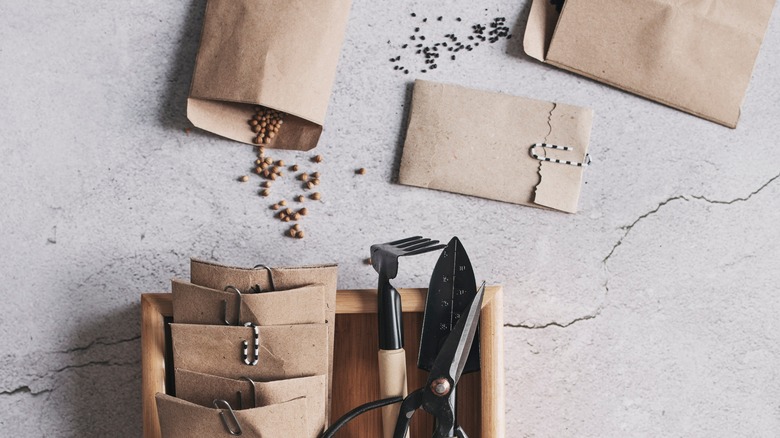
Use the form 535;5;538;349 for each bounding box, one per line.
250;106;285;145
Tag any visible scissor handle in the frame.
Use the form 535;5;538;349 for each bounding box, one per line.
392;388;424;438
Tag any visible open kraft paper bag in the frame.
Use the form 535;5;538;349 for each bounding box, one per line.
171;323;329;381
175;370;327;437
524;0;776;128
187;0;352;150
398;80;593;214
171;279;327;326
156;394;307;438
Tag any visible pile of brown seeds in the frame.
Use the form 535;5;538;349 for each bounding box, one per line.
249;106;285;145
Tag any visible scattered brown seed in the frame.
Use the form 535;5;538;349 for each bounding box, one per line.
261;181;271;188
260;189;270;197
269;173;277;181
310;192;321;200
261;169;270;178
271;204;280;210
253;136;261;144
291;164;299;171
279;200;287;206
312;172;320;179
299;173;309;182
312;178;320;186
277;211;286;219
313;155;323;163
255;159;263;165
305;181;315;190
356;168;367;175
296;230;305;239
295;195;305;202
293;212;301;220
299;208;309;216
284;208;293;215
238;175;249;182
292;224;301;231
364;257;372;265
264;157;273;165
287;228;297;237
283;216;291;222
276;160;285;166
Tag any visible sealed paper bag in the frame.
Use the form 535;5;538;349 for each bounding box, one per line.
171;323;328;381
399;80;593;213
187;0;352;149
524;0;775;128
190;259;338;410
171;279;326;326
156;393;307;438
175;369;328;437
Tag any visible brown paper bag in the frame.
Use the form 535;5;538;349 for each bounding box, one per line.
189;258;338;412
524;0;776;128
187;0;352;150
171;279;327;326
156;393;308;437
398;79;593;213
171;323;328;381
175;369;327;437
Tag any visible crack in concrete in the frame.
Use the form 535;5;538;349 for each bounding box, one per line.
0;385;51;397
57;335;141;354
604;172;780;265
504;306;602;329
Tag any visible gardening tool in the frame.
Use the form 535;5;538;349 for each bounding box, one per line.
319;284;485;438
369;236;446;438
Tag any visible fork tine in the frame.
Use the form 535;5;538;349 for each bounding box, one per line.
403;239;438;251
397;237;431;249
388;236;422;246
403;243;447;257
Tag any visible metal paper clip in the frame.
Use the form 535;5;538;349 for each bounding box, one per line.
240;377;258;409
213;399;242;436
241;322;260;366
530;143;591;167
252;264;276;291
222;286;243;326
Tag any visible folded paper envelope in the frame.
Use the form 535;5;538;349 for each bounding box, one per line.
171;323;328;381
188;0;352;149
398;80;593;213
175;370;327;437
524;0;776;128
189;259;338;412
156;393;308;438
171;279;327;326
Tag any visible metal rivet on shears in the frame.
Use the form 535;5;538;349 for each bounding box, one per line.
431;378;451;397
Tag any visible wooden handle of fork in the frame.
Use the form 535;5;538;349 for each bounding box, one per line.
378;348;408;438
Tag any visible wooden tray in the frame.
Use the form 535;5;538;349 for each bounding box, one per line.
142;287;505;437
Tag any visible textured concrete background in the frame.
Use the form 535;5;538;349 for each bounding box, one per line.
1;0;778;436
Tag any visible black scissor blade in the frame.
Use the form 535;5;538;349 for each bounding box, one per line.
418;237;480;373
427;284;484;387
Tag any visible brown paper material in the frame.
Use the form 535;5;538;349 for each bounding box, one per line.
171;279;327;326
524;0;776;128
398;80;593;213
189;258;338;413
171;323;328;381
187;0;352;149
174;369;327;437
156;393;308;438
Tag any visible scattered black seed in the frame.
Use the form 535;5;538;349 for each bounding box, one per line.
451;55;456;60
404;69;409;74
423;18;427;22
390;58;396;62
411;12;416;17
416;50;421;54
415;27;420;32
402;44;408;48
410;35;416;40
420;36;425;40
437;16;443;21
456;17;462;21
421;69;427;73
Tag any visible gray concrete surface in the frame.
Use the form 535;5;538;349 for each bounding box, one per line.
1;0;778;436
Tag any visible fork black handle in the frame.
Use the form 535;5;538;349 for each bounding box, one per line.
378;273;403;350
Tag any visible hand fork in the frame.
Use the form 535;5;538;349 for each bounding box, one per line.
369;236;446;438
